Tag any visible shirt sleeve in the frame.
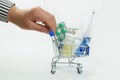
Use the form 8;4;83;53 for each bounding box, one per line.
0;0;15;22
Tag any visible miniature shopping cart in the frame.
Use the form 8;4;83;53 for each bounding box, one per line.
49;11;95;74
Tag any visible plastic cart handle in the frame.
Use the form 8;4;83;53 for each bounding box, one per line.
49;30;55;36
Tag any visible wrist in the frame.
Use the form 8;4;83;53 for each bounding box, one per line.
7;5;16;22
7;6;26;25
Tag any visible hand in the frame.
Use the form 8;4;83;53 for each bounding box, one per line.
7;6;56;34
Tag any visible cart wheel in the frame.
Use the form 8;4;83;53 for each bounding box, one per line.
77;64;83;74
51;63;56;74
51;69;56;74
77;68;82;74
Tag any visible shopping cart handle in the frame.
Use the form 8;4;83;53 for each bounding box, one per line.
49;30;55;36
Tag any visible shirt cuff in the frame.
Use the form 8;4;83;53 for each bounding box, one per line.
0;0;15;22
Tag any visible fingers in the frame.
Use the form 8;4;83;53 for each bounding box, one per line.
33;8;56;33
43;11;56;33
47;16;56;33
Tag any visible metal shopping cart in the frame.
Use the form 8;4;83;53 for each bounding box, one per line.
49;11;95;74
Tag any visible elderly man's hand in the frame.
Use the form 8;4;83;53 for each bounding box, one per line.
7;6;56;34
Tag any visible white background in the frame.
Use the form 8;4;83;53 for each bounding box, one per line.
0;0;120;80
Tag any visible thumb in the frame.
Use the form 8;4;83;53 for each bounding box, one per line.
30;22;49;33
